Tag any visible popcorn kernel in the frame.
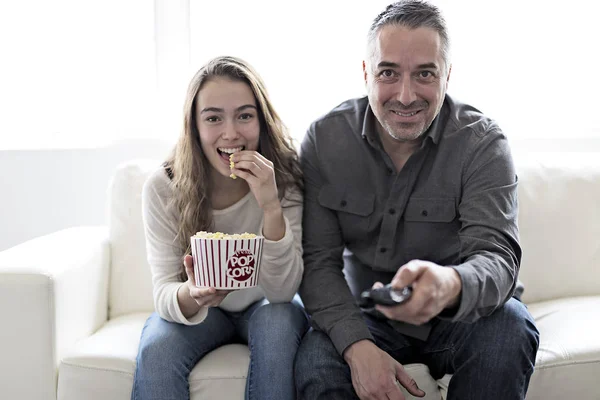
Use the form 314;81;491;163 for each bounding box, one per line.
229;153;237;179
193;231;257;239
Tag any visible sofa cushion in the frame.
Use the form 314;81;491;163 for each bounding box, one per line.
525;296;600;400
515;153;600;304
57;313;250;400
56;313;448;400
107;160;159;318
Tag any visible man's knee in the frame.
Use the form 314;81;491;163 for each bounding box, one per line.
295;329;337;373
481;298;540;361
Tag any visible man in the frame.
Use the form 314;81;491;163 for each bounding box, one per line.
295;1;540;399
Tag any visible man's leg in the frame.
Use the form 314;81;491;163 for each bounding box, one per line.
295;314;415;400
295;328;359;400
422;298;540;400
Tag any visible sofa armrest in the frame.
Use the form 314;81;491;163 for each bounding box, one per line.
0;226;110;400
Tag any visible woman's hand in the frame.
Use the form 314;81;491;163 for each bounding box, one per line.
230;150;286;241
178;255;233;317
230;150;280;212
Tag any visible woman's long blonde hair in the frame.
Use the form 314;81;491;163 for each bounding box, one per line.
165;56;302;256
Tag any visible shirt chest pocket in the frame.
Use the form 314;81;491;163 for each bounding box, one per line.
403;197;460;262
318;185;375;239
404;197;456;223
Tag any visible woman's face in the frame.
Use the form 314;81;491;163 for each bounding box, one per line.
195;77;260;179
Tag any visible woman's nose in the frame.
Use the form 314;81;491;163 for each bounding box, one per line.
220;121;239;140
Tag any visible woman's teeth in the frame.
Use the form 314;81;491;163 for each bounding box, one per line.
218;146;243;154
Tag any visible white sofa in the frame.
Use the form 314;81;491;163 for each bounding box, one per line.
1;153;599;400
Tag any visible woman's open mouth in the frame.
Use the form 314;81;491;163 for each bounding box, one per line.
217;146;244;163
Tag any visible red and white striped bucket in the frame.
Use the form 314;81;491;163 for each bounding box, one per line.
190;236;264;289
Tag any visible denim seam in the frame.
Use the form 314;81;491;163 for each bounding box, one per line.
246;338;254;399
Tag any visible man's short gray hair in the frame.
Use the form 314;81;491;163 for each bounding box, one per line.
367;0;450;73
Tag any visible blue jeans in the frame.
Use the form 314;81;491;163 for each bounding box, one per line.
295;298;539;400
131;295;308;400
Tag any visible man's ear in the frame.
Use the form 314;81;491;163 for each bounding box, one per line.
362;60;368;84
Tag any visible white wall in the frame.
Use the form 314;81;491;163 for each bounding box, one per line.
1;136;600;252
0;139;172;251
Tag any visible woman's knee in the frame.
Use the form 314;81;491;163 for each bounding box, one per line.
136;314;189;365
249;302;308;336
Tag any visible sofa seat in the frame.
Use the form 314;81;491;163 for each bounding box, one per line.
57;312;450;400
525;296;600;400
57;296;600;400
57;313;251;400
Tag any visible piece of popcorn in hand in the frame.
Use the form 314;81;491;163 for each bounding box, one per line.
229;153;237;179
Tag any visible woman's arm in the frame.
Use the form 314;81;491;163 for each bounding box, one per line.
257;187;304;303
142;168;209;324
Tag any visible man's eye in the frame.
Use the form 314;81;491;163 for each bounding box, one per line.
419;71;434;79
380;69;396;78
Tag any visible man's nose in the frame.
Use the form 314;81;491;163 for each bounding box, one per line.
394;75;417;106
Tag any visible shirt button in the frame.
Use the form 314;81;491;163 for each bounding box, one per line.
421;210;428;216
380;247;387;253
389;208;396;215
386;168;393;174
340;200;347;207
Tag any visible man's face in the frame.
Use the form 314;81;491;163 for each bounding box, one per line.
364;25;450;142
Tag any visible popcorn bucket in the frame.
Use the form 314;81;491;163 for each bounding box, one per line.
190;234;264;289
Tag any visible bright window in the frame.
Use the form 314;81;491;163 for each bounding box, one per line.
187;0;600;145
2;1;599;150
0;0;157;149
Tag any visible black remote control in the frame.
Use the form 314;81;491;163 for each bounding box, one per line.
359;284;413;307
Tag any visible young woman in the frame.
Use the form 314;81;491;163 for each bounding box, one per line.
131;56;308;400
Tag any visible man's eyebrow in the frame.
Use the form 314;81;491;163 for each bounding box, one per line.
200;104;257;114
416;62;439;70
375;61;440;70
376;61;400;69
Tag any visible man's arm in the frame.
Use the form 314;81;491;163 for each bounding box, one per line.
299;124;374;355
379;126;520;325
450;126;521;321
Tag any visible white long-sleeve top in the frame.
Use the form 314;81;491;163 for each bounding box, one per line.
141;166;304;325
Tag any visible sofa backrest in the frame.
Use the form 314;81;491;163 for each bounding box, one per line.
515;152;600;304
107;159;159;319
105;153;600;318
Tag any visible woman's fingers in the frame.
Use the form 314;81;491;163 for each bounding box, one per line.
183;255;195;282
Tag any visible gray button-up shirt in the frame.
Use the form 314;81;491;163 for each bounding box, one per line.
299;94;521;355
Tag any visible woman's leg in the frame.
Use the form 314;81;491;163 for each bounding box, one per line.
131;310;236;400
240;295;309;400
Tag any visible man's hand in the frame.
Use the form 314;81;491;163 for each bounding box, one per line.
343;340;425;399
375;260;462;325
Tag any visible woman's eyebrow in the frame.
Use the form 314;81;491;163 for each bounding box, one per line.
200;104;257;114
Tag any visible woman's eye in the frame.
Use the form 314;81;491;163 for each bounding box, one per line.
206;116;220;123
239;113;254;120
